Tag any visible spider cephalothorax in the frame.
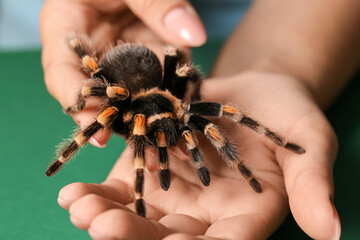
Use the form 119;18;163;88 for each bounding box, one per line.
46;35;305;217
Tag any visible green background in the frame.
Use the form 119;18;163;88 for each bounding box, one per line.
0;41;359;239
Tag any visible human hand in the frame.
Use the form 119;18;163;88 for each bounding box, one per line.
40;0;206;147
57;71;340;239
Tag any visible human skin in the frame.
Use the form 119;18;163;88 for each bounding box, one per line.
40;0;360;239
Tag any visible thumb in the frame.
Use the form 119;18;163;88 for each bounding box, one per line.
278;114;341;240
40;4;112;148
123;0;207;46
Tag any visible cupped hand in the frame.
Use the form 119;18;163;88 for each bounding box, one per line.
40;0;206;148
57;71;340;240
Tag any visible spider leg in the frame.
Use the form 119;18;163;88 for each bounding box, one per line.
147;113;178;190
188;102;305;154
64;80;129;114
180;126;210;186
160;46;178;91
68;36;101;77
172;65;202;101
46;106;119;176
155;129;171;191
187;115;237;161
186;114;261;192
159;46;202;101
129;114;149;217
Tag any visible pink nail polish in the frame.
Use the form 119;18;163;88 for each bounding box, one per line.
163;7;207;46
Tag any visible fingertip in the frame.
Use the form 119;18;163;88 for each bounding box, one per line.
68;193;133;230
70;215;88;230
80;122;112;148
94;126;112;141
58;182;92;210
163;6;207;46
89;209;172;239
57;196;69;209
124;0;207;47
89;137;107;148
289;190;340;239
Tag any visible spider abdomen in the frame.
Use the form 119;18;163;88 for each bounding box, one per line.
100;44;162;94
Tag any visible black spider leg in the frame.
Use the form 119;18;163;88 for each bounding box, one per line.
160;46;178;91
46;106;119;176
186;114;262;193
159;46;202;101
187;102;305;154
64;79;129;114
68;36;101;76
180;125;210;186
148;113;178;191
171;65;202;102
155;129;171;191
129;114;149;217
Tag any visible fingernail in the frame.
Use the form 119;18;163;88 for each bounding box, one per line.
331;203;341;240
88;228;110;240
163;7;207;46
57;197;68;208
89;137;107;148
70;215;86;227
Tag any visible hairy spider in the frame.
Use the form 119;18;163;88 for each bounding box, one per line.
46;35;305;217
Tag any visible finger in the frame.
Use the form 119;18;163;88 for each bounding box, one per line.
58;179;132;210
69;194;164;230
88;209;174;240
69;194;133;230
278;114;341;239
40;0;114;147
123;0;207;46
71;103;113;147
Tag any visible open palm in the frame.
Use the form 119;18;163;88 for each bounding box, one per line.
58;72;339;239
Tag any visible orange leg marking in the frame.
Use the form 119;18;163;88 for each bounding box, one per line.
206;126;226;145
82;55;99;71
157;130;167;147
223;105;239;115
182;131;196;149
134;114;146;135
97;107;119;126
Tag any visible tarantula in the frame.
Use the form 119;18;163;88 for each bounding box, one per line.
46;35;305;217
